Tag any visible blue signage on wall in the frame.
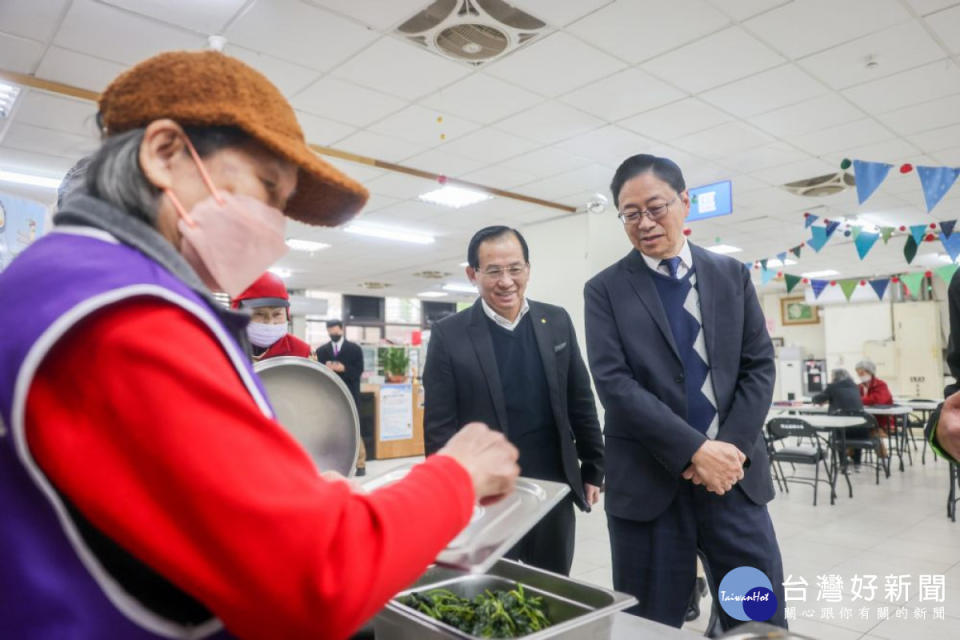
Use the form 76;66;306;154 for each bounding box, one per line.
687;180;732;222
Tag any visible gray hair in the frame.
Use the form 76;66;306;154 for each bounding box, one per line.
855;360;876;375
84;128;160;224
832;368;852;383
57;156;92;210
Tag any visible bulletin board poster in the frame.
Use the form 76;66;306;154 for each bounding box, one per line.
687;180;732;222
0;191;48;271
379;383;413;441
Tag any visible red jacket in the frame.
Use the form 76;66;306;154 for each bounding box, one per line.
25;299;474;640
860;376;894;431
256;332;312;360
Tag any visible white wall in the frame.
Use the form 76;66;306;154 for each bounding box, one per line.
761;293;827;359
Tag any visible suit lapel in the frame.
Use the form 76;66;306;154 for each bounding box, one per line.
529;301;563;424
467;302;510;431
623;250;681;363
689;244;718;367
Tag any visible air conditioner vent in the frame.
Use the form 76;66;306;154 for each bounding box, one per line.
782;172;856;197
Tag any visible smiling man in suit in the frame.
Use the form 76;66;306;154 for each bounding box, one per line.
585;155;784;631
423;226;604;576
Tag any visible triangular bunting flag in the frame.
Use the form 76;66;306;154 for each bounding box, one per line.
785;274;802;293
808;226;829;252
936;264;959;287
917;166;960;212
942;233;960;261
851;227;862;241
941;220;956;238
880;227;895;244
761;268;778;285
853;160;893;204
904;235;918;264
777;252;787;264
824;221;840;238
909;224;928;245
869;279;889;300
805;214;819;229
811;279;829;299
900;272;926;297
790;245;803;258
839;279;859;300
854;232;879;260
760;258;769;271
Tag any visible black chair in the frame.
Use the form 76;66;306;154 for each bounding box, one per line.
834;410;890;490
765;425;790;494
907;398;937;465
766;417;834;506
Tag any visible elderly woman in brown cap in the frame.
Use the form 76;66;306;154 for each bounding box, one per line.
0;51;518;640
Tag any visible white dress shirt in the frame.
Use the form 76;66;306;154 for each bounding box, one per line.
330;337;344;356
481;297;530;332
640;240;693;279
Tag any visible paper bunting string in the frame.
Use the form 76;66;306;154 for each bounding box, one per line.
808;226;829;252
936;264;959;287
942;233;960;262
824;220;841;238
761;268;778;285
942;220;956;238
853;160;893;204
850;226;861;241
903;236;918;264
790;245;803;258
900;272;926;297
777;252;787;264
909;224;928;245
811;279;829;298
854;231;879;260
880;227;895;244
784;273;802;293
805;214;819;228
869;279;889;300
759;258;768;271
839;279;859;300
917;166;960;213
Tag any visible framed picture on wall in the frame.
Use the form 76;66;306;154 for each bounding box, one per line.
781;297;820;325
771;337;785;348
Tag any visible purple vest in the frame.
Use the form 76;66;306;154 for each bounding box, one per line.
0;228;273;639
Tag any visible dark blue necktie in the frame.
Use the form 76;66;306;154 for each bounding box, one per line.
660;256;682;279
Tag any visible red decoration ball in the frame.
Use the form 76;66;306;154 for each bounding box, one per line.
823;219;830;224
830;280;837;286
753;262;759;269
926;233;936;242
683;228;692;236
892;276;899;283
803;212;810;217
799;242;805;247
930;223;937;229
899;226;906;232
802;278;809;284
860;280;866;286
925;270;933;278
900;163;913;174
437;175;448;185
777;271;783;277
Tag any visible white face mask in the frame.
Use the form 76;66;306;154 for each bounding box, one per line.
246;321;287;348
859;375;872;384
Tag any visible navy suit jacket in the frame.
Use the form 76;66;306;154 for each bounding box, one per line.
584;243;776;522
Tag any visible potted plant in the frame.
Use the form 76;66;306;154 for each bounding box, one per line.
384;347;409;383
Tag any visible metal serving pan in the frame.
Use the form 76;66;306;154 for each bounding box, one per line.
362;465;570;574
253;356;359;477
375;559;637;639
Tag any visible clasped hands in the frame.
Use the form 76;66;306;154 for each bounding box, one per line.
681;440;746;496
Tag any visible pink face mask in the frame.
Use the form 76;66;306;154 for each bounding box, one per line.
163;138;289;298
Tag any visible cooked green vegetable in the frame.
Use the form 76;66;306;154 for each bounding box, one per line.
398;584;551;638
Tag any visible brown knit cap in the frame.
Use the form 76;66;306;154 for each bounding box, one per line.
98;50;368;226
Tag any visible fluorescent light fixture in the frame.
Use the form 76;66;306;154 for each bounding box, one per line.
286;238;330;252
706;244;742;254
766;258;797;267
268;267;292;278
344;223;434;245
0;169;62;189
442;283;478;294
0;81;21;119
801;269;839;278
418;185;492;209
417;291;449;298
459;261;470;267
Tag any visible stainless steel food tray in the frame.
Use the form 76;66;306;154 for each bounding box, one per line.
254;356;359;477
362;465;570;574
375;559;637;639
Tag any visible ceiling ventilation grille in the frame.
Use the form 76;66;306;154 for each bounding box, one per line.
782;172;856;197
359;281;392;290
396;0;547;67
413;270;452;279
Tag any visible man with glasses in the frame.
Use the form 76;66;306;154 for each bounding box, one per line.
585;155;784;630
423;225;604;575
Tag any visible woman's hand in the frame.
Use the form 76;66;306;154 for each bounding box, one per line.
438;422;520;505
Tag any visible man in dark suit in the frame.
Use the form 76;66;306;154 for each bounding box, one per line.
316;320;367;475
585;154;784;631
424;226;604;576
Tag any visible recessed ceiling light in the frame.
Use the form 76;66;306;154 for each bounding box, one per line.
418;291;449;298
766;258;797;267
459;261;470;267
801;269;839;278
442;283;478;293
286;238;330;252
268;267;292;278
0;81;22;119
706;244;742;254
0;169;62;189
419;185;492;209
344;223;435;244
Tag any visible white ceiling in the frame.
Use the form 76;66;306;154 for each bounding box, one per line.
2;0;960;302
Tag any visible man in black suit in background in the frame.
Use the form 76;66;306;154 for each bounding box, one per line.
316;320;367;475
423;226;604;576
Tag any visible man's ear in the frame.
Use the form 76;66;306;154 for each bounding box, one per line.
466;265;477;284
139;119;188;191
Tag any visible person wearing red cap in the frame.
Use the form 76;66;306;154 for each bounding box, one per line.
232;272;311;361
0;51;519;640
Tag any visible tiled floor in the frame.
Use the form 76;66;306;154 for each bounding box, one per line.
366;445;960;639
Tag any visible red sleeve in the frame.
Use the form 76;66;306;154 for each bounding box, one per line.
25;299;474;640
862;379;894;405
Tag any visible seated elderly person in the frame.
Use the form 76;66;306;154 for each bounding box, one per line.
856;359;894;433
812;369;864;414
